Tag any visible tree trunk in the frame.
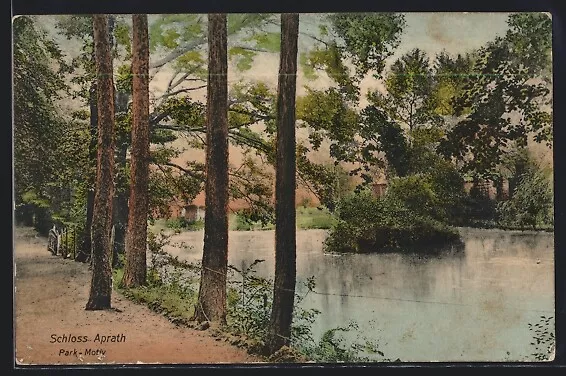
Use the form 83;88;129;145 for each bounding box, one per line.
192;13;229;324
76;82;98;263
112;88;131;268
15;203;34;226
112;143;129;269
86;14;115;310
122;14;150;288
33;205;52;237
266;13;299;354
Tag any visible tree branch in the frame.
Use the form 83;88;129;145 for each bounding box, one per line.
160;84;207;100
149;38;207;69
228;131;271;154
229;107;274;121
162;161;205;180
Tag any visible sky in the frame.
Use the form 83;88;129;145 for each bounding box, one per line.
394;13;510;58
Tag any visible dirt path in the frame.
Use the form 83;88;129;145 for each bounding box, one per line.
13;227;263;366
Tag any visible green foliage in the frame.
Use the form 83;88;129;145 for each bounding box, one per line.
114;20;132;58
149;14;204;52
358;106;410;177
505;13;552;78
228;47;256;70
246;31;281;52
497;161;553;229
13;16;67;198
327;13;406;80
13;16;92;233
229;157;275;226
369;48;441;131
386;175;439;219
297;88;359;157
115;263;198;325
148;168;203;220
301;13;405;101
432;51;474;116
227;260;272;338
226;261;320;354
155;96;206;130
116;64;133;94
297;321;392;362
439;13;552;177
165;217;205;232
324;190;463;254
229;207;336;231
231;212;261;231
296;207;336;230
527;315;555;361
302;43;359;101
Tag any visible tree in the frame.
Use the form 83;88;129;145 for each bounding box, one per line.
76;81;99;263
86;14;115;310
192;14;229;323
368;48;441;134
438;13;552;178
301;13;406;103
497;151;553;229
13;16;68;234
121;14;150;288
266;13;300;354
296;13;407;192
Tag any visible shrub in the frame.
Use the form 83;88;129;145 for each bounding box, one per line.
324;190;462;254
385;174;439;219
296;206;336;230
498;163;553;230
165;217;205;231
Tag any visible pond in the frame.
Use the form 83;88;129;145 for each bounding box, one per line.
164;227;554;362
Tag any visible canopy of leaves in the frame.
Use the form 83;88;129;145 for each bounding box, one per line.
438;13;552;177
368;48;442;132
297;87;359;159
497;156;553;229
327;13;406;80
13;16;68;203
300;13;406;102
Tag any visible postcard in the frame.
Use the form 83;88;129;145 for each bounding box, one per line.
13;11;555;366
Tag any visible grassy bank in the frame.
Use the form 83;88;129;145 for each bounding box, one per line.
152;206;336;233
112;234;391;363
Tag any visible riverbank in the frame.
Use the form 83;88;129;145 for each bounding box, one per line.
13;227;262;365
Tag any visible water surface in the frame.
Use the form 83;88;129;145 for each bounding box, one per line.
164;227;554;362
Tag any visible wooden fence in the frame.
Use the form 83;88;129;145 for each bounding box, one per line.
47;225;78;260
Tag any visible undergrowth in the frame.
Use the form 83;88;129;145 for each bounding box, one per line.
113;230;393;363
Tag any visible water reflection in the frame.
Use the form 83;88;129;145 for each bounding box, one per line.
165;227;554;362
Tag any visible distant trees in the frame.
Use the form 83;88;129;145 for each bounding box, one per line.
497;150;553;229
86;14;115;310
439;13;552;178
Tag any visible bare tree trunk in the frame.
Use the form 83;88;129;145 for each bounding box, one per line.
112;144;128;268
76;82;98;263
266;13;299;354
86;14;115;310
122;14;150;288
192;13;229;324
112;87;132;268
